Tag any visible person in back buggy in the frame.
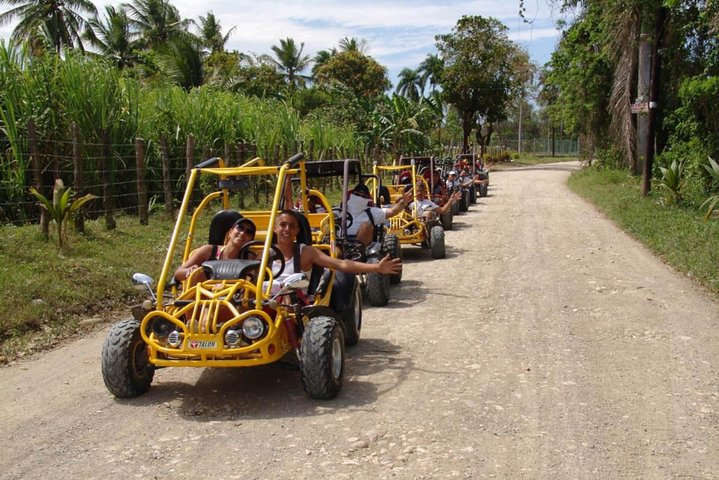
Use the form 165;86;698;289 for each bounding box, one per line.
407;183;460;221
345;183;412;247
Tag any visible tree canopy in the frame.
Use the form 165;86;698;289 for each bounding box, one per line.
314;50;390;100
436;15;517;153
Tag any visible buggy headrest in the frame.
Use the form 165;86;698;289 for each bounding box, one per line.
270;210;313;246
208;210;243;245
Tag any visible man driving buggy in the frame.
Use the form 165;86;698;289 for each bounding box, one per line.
408;182;461;221
346;183;412;247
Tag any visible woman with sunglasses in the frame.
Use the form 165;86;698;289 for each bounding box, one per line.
174;217;257;285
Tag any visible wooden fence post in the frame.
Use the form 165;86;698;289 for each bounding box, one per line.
135;137;148;225
72;123;85;233
307;139;314;161
224;143;232;166
186;134;194;186
273;144;280;164
160;136;173;215
186;134;196;209
100;129;116;230
28;119;48;238
237;143;247;164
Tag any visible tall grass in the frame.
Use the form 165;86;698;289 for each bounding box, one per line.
0;46;376;225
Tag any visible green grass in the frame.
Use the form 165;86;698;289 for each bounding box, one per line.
568;167;719;295
0;214;177;360
0;185;346;361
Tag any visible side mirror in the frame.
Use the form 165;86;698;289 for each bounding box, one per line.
281;273;309;291
132;273;154;287
271;273;310;299
132;273;157;301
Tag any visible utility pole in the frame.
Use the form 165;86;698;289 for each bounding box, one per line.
634;29;652;176
517;98;523;155
641;7;667;196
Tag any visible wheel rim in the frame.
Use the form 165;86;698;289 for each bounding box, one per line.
331;337;343;379
353;286;361;329
130;337;149;380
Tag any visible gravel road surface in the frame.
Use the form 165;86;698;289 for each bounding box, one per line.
1;161;717;480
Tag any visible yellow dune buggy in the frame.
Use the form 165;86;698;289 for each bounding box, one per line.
372;161;446;259
101;154;355;400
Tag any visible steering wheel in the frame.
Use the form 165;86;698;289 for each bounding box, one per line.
332;207;354;229
237;240;285;278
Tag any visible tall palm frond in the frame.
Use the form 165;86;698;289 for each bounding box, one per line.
607;3;639;168
395;67;422;101
0;0;97;53
311;48;336;79
270;37;311;91
84;5;142;68
418;53;444;93
157;35;204;90
122;0;190;49
338;36;367;53
197;11;235;54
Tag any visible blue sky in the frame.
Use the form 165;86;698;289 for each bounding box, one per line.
0;0;573;86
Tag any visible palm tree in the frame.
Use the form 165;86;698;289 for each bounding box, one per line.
196;11;235;54
338;36;367;53
395;67;422;101
0;0;97;53
311;48;335;79
122;0;189;50
84;5;142;68
418;53;444;94
157;36;203;89
270;37;311;91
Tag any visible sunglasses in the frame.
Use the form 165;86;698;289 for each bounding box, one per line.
234;224;256;235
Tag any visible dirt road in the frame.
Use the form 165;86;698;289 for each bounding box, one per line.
2;162;718;479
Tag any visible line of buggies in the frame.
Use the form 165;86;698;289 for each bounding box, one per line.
101;153;490;400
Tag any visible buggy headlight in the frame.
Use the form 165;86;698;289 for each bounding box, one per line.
150;317;174;337
242;316;266;340
225;329;241;346
167;330;182;347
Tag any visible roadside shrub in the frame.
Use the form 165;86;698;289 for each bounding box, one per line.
655;137;712;208
594;145;624;170
657;159;684;205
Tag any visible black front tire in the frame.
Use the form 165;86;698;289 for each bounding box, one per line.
459;190;469;212
341;278;362;346
364;257;390;306
430;225;446;259
441;210;453;231
101;319;154;398
479;183;488;197
300;316;345;399
469;185;477;204
383;234;402;284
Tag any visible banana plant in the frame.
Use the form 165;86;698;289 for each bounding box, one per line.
700;157;719;220
30;179;97;247
658;159;684;205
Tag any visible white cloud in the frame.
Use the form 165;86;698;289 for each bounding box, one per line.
0;0;568;79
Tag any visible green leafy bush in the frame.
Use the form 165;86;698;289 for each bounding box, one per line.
700;157;719;220
29;179;96;248
658;159;684;205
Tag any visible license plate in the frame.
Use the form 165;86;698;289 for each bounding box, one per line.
188;340;217;349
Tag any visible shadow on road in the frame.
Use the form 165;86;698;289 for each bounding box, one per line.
112;338;414;422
